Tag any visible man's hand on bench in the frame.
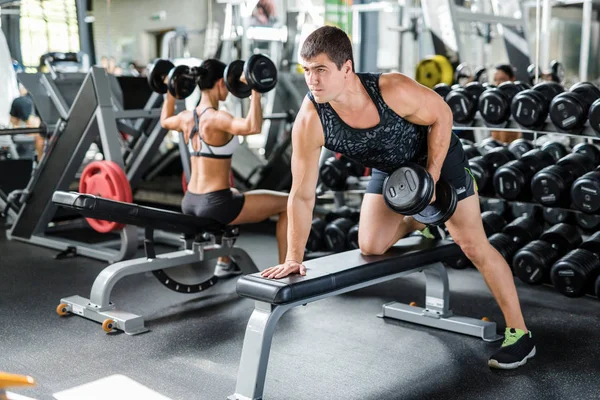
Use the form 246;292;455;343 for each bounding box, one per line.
261;260;306;279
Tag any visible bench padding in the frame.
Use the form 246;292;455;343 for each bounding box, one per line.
237;237;461;305
52;191;226;235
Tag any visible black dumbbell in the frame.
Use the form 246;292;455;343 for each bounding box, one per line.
148;59;197;99
325;206;360;223
511;81;564;129
493;149;555;200
540;223;582;254
502;215;542;245
434;83;452;98
507;139;534;159
307;218;327;252
571;165;600;214
224;54;278;98
513;223;581;285
489;232;522;265
383;164;457;226
549;82;600;133
531;153;595;207
528;60;565;85
478;81;523;125
541;141;569;161
543;208;573;225
319;156;365;191
478;138;504;155
462;144;481;159
510;202;540;220
346;224;359;250
512;240;560;285
469;147;515;193
572;142;600;165
480;198;507;216
324;218;355;252
446;82;486;124
550;248;600;298
588;98;600;134
575;213;600;232
581;231;600;258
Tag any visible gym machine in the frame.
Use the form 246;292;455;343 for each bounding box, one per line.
7;67;177;263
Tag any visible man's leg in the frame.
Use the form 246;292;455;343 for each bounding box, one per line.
358;193;424;256
445;194;526;331
445;193;535;369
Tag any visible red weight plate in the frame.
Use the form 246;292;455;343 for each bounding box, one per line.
79;160;132;233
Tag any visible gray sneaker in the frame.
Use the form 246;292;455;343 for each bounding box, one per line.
214;261;242;278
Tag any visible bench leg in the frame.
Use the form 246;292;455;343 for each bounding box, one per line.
229;301;290;400
379;262;503;342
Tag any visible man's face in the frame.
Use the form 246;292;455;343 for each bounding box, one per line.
302;53;350;103
493;69;513;86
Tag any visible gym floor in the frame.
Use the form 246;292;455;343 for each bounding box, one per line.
1;219;599;400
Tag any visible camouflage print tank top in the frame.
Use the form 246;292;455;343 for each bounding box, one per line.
307;73;430;174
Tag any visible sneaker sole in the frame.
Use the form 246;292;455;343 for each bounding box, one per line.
488;346;536;370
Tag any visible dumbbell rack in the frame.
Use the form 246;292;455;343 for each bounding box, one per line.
453;115;600;141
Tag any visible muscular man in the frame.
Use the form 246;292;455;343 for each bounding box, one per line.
261;26;535;370
160;59;288;276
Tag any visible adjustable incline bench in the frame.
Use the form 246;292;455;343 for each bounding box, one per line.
52;191;258;334
229;237;502;400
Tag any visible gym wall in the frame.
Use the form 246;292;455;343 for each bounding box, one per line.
91;0;209;65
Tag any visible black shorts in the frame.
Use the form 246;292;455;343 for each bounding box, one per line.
181;189;245;225
366;137;476;202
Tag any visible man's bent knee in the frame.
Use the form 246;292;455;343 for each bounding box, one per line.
359;240;389;256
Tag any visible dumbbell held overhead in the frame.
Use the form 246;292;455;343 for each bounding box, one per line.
224;54;278;98
147;59;199;99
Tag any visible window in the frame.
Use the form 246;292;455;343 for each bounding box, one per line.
20;0;79;71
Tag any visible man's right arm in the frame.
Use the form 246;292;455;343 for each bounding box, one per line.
261;98;324;279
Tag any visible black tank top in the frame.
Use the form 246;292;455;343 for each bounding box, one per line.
307;73;430;174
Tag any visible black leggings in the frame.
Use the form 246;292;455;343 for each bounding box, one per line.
182;189;245;225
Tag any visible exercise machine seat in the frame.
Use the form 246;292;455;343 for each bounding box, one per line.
52;191;227;235
237;237;461;305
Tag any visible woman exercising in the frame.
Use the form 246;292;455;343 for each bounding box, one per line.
160;59;288;277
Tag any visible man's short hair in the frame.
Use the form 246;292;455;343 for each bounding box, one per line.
300;25;355;71
495;64;515;80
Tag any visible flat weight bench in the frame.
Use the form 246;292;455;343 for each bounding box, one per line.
229;236;502;400
52;191;258;335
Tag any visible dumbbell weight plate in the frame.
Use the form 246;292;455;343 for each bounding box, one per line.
541;141;569;162
551;249;600;298
543;208;572;225
148;59;175;94
570;169;600;213
572;142;600;165
383;164;434;215
307;218;327;252
167;65;197;99
324;218;355;252
413;180;457;226
575;213;600;231
224;60;252;98
549;92;588;132
513;240;560;285
433;83;452;98
478;82;520;125
319;157;348;191
539;223;582;255
588;98;600;134
244;54;278;93
346;224;359;250
507;139;534;158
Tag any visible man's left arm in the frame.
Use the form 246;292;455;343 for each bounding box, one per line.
380;73;454;183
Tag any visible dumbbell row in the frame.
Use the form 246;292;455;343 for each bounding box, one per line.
147;54;277;99
442;79;600;134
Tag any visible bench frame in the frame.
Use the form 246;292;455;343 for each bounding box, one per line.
59;231;259;335
229;261;502;400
